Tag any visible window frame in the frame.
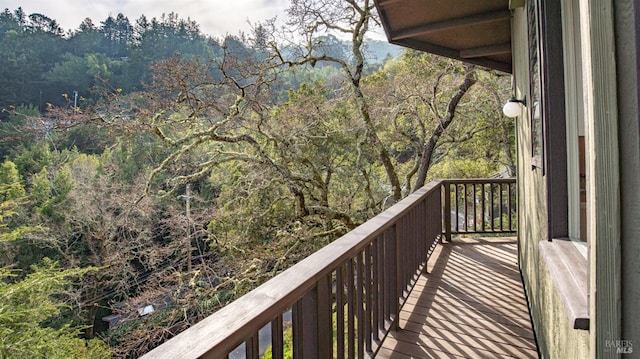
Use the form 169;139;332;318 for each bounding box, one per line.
527;0;544;170
536;0;590;330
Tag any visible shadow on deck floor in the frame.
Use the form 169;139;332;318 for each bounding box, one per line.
376;237;538;359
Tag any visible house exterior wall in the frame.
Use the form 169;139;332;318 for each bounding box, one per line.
517;0;640;356
579;0;623;356
512;4;590;358
614;0;640;349
375;0;637;355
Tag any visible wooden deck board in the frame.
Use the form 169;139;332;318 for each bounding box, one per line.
376;237;538;358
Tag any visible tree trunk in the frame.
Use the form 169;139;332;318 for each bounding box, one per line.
414;66;477;189
500;120;517;176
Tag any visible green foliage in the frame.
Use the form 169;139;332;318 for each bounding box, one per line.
10;143;64;179
261;326;293;359
0;160;25;200
53;164;75;198
0;5;515;358
0;170;110;357
428;158;498;180
0;166;38;274
0;12;70;111
261;305;353;359
45;53;114;96
0;8;215;112
0;259;110;359
0;167;32;245
31;164;74;219
0;104;39;159
31;167;51;206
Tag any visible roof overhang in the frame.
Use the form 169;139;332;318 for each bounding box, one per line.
374;0;514;73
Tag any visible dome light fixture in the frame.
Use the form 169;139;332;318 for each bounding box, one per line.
502;96;527;118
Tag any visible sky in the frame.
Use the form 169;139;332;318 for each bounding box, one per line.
3;0;291;37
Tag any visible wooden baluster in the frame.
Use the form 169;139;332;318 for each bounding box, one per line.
508;181;513;231
356;252;364;359
292;276;332;359
383;231;390;327
500;183;504;231
245;335;259;359
391;224;399;329
481;183;486;232
443;182;451;242
347;258;355;359
364;245;373;354
455;184;460;234
473;183;477;232
292;302;301;359
466;183;470;230
491;182;496;231
336;266;345;359
372;237;381;344
271;315;284;359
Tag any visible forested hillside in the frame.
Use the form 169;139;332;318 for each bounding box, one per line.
0;2;513;358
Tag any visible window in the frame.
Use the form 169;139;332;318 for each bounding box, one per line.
536;0;590;331
528;0;544;169
562;0;589;246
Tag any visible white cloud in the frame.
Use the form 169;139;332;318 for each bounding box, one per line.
2;0;289;37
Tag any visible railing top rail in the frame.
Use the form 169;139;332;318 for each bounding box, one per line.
141;181;442;359
441;178;516;185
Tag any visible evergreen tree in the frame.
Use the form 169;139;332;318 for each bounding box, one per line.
0;261;111;359
0;164;111;358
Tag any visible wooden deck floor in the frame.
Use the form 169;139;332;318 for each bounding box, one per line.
376;237;538;359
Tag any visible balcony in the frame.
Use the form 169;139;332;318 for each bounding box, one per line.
142;178;536;358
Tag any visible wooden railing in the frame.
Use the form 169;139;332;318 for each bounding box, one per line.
141;178;516;359
442;178;517;241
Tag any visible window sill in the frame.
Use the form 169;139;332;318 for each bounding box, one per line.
539;238;590;330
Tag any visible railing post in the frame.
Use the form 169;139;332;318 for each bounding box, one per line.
443;181;451;242
316;275;332;358
292;275;332;359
